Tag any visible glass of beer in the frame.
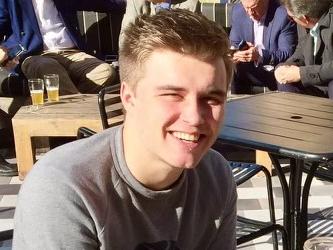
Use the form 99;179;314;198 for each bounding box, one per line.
44;74;59;102
28;78;44;109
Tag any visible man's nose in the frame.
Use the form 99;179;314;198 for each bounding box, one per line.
181;100;205;126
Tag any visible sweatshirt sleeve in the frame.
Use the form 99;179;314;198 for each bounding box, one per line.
12;163;99;250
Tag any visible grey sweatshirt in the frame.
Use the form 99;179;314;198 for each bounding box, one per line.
13;126;237;250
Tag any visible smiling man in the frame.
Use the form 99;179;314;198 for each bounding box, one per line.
13;9;236;249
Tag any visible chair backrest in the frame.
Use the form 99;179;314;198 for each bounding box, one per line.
98;84;123;129
0;229;13;243
199;2;235;34
76;11;124;60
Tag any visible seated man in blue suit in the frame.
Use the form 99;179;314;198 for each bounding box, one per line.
230;0;297;94
0;0;125;96
274;0;333;99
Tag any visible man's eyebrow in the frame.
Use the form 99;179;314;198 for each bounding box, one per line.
155;85;186;91
205;86;227;98
155;85;226;97
207;89;226;97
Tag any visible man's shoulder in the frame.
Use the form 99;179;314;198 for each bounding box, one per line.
26;127;120;183
192;149;236;204
271;3;288;18
232;3;245;16
198;149;233;181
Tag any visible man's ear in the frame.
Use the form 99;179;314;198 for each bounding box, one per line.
303;15;315;26
120;81;135;112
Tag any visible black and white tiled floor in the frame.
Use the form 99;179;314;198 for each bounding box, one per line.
0;169;332;249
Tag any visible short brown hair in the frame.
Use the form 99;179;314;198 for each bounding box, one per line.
119;9;233;90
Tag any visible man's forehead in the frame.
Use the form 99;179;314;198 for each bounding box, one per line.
138;50;227;92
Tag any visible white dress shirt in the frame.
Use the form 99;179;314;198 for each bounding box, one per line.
253;15;266;65
31;0;75;51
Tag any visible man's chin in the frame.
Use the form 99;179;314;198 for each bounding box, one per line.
169;156;202;170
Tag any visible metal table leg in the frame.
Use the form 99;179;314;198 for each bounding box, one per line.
290;159;304;250
270;155;321;250
269;154;291;249
300;162;319;246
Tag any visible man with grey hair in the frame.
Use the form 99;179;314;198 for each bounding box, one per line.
275;0;333;98
13;9;237;249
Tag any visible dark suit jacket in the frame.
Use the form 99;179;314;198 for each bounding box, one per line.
0;0;125;63
282;8;333;87
229;0;297;66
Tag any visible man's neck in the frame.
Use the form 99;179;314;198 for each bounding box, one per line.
122;125;184;191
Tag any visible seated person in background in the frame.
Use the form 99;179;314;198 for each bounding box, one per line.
13;9;237;249
0;108;17;177
119;0;199;45
274;0;333;99
230;0;297;94
0;0;125;96
0;47;23;177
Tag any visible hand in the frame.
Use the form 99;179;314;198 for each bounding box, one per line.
4;57;20;70
232;42;259;63
274;65;301;84
0;46;8;65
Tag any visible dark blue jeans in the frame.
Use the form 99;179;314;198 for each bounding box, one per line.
231;62;277;94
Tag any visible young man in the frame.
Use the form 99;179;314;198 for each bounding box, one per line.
229;0;297;94
274;0;333;98
13;9;236;249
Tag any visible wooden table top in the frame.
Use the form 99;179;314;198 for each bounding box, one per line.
13;94;100;120
220;92;333;162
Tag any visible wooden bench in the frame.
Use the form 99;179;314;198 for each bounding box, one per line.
12;94;122;179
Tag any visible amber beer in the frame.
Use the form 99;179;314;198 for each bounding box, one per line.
30;89;44;105
28;78;44;108
46;86;59;102
44;74;59;102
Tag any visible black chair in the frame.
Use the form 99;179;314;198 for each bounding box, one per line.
231;161;285;249
303;161;333;182
98;84;122;129
214;139;284;249
301;160;333;240
0;229;13;245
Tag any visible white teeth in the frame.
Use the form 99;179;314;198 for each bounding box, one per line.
172;131;200;142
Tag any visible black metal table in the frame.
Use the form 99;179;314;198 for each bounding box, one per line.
219;92;333;250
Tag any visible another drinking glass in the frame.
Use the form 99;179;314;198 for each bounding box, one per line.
28;78;44;110
44;74;59;102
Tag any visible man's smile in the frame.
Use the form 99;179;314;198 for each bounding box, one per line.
171;131;202;142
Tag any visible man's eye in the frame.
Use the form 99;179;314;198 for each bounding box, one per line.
205;97;223;106
161;93;182;100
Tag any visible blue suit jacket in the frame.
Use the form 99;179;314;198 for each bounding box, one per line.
229;0;297;65
0;0;125;63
